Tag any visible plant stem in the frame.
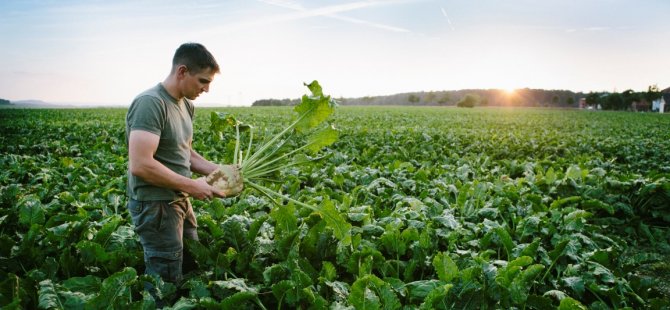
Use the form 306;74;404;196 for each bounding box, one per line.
241;109;311;172
244;127;254;163
233;123;240;165
246;181;318;212
244;144;310;177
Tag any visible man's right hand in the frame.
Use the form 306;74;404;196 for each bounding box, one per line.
189;177;226;200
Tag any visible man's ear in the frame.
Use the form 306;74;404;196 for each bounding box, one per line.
176;65;189;78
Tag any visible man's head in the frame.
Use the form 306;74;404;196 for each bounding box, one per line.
170;43;219;100
172;42;220;74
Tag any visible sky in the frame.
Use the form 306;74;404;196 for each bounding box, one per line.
1;0;669;106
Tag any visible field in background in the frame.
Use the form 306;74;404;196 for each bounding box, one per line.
1;106;669;308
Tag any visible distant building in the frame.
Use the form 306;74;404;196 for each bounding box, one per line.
651;87;670;113
579;98;587;109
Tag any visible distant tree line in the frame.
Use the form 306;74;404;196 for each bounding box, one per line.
251;98;300;106
251;85;667;110
0;98;10;105
584;85;664;111
252;89;586;107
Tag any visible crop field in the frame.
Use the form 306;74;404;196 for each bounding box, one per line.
1;106;669;309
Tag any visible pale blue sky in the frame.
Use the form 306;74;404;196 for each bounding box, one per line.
1;0;668;106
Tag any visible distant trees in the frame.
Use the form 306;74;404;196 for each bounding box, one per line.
424;92;437;103
580;85;662;111
585;92;600;108
601;93;624;110
437;94;450;105
644;84;662;103
0;98;10;105
250;85;665;110
457;94;479;108
251;98;299;106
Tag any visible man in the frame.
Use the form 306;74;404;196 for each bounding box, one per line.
125;43;236;302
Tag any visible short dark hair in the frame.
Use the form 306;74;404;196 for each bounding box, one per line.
172;42;220;74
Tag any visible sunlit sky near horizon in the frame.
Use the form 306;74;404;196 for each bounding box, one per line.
1;0;669;106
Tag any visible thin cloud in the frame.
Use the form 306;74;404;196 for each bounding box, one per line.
565;26;611;33
585;26;609;31
258;0;412;33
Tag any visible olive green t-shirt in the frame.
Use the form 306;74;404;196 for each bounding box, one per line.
125;83;195;201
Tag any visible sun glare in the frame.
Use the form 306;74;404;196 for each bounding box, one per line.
504;88;516;95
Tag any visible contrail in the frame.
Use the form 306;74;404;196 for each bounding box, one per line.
259;0;412;33
440;6;455;31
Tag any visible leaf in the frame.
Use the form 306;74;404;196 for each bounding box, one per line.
519;238;541;258
432;252;459;282
562;276;585;297
294;81;337;133
380;224;406;257
321;261;337;282
304;80;324;97
38;279;63;310
509;256;534;268
185;239;213;267
169;297;199;309
18;195;45;226
271;203;297;238
405;280;442;303
558;297;587;310
198;214;224;239
581;199;615;215
62;276;101;295
510;264;545;303
210;278;259;294
526;294;555;310
209;112;249;135
318;199;352;244
550;196;581;209
419;284;453;310
305;124;339;154
219;291;258;308
272;280;298;305
545;167;557;184
93;215;122;246
589;262;615;284
565;165;582;181
92;267;137;307
549;240;569;261
348;275;399;310
325;281;350;301
221;215;251;250
76;240;109;264
184;278;210;299
494;227;515;258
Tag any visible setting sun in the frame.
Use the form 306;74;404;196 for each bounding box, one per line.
504;88;516;95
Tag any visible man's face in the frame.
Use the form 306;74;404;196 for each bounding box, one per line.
182;67;216;100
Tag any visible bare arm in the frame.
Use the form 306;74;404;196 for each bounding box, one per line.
128;130;225;199
190;148;219;176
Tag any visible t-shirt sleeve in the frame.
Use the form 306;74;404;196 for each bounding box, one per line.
127;95;165;136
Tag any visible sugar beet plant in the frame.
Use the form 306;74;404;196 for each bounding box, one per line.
208;80;351;242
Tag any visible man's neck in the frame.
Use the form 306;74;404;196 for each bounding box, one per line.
161;77;183;101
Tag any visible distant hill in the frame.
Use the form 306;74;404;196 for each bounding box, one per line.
12;100;54;107
2;100;117;108
0;99;68;108
252;88;587;107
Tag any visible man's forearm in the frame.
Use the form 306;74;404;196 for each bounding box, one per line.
130;158;197;194
190;149;219;176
